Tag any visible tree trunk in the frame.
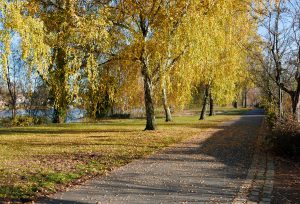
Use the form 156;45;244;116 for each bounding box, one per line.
138;17;156;130
142;64;156;130
6;66;17;119
11;106;16;119
162;83;172;122
52;106;67;123
243;90;247;108
200;85;209;120
292;99;298;115
10;95;17;119
291;92;300;121
233;101;238;109
95;91;111;118
9;88;17;119
52;107;60;123
278;86;283;118
209;92;215;116
51;48;68;123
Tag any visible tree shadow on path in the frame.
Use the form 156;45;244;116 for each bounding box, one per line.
41;110;265;204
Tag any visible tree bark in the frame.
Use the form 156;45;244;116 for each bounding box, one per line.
52;107;60;123
9;87;17;119
95;90;111;118
139;16;156;130
162;83;172;122
200;85;209;120
291;91;300;121
292;98;298;115
209;92;215;116
51;48;68;123
52;106;67;123
233;101;238;109
11;107;16;119
278;86;283;118
243;90;247;108
6;66;17;119
142;63;156;130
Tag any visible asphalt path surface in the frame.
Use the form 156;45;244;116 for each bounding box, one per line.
41;110;265;204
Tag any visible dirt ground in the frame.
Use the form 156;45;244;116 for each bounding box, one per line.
272;156;300;204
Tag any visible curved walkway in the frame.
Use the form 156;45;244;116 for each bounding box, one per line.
40;110;270;204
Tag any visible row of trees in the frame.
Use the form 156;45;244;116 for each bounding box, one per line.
0;0;260;130
253;0;300;120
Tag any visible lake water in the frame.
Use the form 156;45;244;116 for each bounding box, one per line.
0;108;86;123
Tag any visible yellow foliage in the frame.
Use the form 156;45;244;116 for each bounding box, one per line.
0;0;261;118
186;0;259;105
1;0;111;119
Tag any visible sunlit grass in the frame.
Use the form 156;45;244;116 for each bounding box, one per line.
0;108;249;200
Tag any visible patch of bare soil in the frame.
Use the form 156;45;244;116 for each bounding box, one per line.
272;156;300;204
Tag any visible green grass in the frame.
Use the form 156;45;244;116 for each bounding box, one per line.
0;108;249;200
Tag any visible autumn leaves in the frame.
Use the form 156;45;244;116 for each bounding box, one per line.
0;0;258;130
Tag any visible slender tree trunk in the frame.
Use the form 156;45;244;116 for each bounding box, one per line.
9;88;17;119
200;85;209;120
142;64;156;130
8;88;17;119
11;107;16;119
291;91;300;121
242;89;247;108
111;103;114;116
162;83;172;122
209;92;215;116
244;91;247;108
12;99;16;119
6;73;17;119
278;86;283;118
139;17;156;130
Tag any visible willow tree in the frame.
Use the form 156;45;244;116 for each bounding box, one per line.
0;1;51;118
153;1;192;122
187;0;258;120
82;58;142;119
1;0;111;123
0;39;23;119
110;0;192;130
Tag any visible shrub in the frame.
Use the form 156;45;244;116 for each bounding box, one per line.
0;116;49;127
268;115;300;155
11;116;34;127
0;118;13;127
33;116;49;125
266;109;277;128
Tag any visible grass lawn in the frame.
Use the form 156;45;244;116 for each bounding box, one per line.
0;108;249;201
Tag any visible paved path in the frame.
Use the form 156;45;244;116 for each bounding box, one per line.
41;110;269;204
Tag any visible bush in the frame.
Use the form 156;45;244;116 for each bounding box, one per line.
266;109;277;128
11;116;34;127
33;116;49;125
268;115;300;155
0;116;49;127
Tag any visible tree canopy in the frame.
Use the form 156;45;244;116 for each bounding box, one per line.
0;0;261;129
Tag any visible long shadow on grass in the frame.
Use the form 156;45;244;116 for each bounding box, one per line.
0;121;224;136
0;109;254;137
0;129;137;136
